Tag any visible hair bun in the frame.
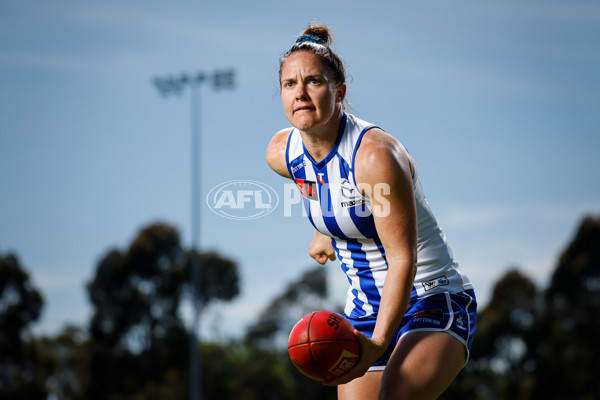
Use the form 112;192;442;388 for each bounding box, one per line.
302;24;333;46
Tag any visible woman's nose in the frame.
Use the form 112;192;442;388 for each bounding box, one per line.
295;83;308;100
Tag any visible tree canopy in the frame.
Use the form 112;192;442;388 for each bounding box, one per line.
0;252;46;399
245;265;340;347
443;215;600;399
530;216;600;398
1;216;599;399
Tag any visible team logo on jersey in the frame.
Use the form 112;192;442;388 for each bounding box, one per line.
340;179;365;208
295;178;318;200
422;275;450;292
317;172;326;184
291;159;306;174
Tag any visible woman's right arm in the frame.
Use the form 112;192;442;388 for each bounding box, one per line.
267;129;336;265
266;128;293;178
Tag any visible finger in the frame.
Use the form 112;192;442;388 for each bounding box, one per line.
353;329;369;343
323;373;354;386
309;251;322;263
322;362;368;386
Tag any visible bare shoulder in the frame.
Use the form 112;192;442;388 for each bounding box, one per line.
266;128;293;178
355;128;413;185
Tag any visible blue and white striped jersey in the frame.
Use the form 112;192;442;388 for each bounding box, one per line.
285;113;473;319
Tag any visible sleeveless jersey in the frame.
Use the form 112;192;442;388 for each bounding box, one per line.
285;113;473;319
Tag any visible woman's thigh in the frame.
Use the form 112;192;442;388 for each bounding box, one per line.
337;370;383;400
379;331;466;400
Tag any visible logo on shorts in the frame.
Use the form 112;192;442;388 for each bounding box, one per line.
411;309;445;327
455;314;466;330
413;309;444;319
422;275;449;292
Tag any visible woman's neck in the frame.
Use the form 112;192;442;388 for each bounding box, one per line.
299;111;343;163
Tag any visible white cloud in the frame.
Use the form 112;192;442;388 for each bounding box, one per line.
439;202;599;232
33;271;86;291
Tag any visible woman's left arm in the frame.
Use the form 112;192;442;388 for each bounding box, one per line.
325;128;417;385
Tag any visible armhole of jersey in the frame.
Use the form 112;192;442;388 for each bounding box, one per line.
409;153;417;184
352;127;417;186
285;128;295;178
351;125;377;187
399;141;417;184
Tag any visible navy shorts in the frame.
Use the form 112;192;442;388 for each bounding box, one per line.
345;289;477;371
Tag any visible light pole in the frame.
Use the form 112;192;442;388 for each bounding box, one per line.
152;69;235;400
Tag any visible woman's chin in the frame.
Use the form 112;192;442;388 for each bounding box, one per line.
292;118;316;132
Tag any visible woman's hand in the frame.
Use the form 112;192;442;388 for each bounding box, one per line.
309;230;336;264
323;329;388;386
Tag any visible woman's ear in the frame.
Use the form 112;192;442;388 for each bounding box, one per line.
337;83;347;102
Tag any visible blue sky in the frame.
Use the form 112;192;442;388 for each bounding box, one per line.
1;0;599;340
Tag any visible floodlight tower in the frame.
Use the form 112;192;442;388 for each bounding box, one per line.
152;69;236;400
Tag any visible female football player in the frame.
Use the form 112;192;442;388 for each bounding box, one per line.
267;23;476;399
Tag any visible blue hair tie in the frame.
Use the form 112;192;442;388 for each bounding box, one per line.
296;34;326;45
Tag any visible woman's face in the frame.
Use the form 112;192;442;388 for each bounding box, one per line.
280;50;345;134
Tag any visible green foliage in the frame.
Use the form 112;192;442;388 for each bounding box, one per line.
245;265;342;347
443;269;539;399
0;252;48;399
3;216;600;399
84;222;241;399
0;253;44;342
202;340;337;400
38;326;91;400
444;215;600;400
190;250;240;305
530;216;600;399
87;223;186;349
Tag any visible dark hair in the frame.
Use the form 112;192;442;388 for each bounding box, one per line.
279;23;347;88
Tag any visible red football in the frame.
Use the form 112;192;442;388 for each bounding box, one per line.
288;311;361;381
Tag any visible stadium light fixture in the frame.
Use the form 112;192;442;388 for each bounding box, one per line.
152;68;236;400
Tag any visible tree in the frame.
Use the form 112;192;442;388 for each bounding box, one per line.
85;222;240;399
443;215;600;400
441;269;540;400
190;249;240;306
239;265;340;400
245;265;340;347
530;216;600;399
0;252;47;399
39;325;91;400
